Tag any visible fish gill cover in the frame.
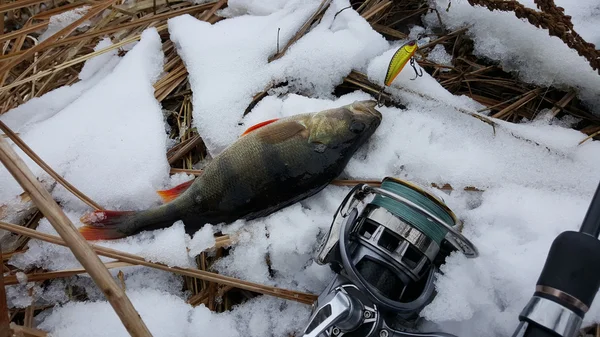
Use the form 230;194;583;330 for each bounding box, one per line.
0;0;599;336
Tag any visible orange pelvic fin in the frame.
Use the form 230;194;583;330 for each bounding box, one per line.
79;210;134;240
157;179;194;203
240;118;279;137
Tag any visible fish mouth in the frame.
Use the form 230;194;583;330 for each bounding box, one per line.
350;100;383;121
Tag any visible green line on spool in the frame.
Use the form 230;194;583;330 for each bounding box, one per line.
371;179;455;245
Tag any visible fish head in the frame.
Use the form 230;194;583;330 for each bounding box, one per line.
306;100;382;151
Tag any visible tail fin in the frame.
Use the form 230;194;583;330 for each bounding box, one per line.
79;210;136;240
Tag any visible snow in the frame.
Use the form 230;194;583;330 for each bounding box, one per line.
0;38;121;132
36;288;309;337
0;27;171;211
1;0;600;336
168;0;388;156
427;44;453;69
428;0;600;111
186;223;216;257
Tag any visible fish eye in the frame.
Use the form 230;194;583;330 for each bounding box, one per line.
349;121;365;134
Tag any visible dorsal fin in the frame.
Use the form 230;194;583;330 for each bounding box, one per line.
157;179;194;203
258;120;307;144
240;118;279;137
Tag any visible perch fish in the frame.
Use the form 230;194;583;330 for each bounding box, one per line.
79;100;383;240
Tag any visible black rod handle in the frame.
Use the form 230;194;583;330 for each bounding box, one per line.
579;180;600;237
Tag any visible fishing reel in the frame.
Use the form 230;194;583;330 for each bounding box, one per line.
302;177;478;337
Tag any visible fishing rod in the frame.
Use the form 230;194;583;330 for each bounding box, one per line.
300;177;600;337
512;181;600;337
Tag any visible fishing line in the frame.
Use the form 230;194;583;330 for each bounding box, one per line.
370;179;456;245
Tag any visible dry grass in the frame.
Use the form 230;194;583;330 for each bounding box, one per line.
0;0;598;335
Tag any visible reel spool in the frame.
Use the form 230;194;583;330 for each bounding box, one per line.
303;177;478;337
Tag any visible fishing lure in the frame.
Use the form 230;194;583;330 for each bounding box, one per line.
378;40;423;105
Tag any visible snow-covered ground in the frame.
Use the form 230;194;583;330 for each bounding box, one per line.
1;0;600;336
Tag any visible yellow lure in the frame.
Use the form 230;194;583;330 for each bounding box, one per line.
384;40;418;86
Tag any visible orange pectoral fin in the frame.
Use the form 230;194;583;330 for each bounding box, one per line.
157;179;194;203
240;118;279;137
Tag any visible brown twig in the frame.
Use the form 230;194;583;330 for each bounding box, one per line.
491;88;541;119
0;220;317;305
0;136;152;337
169;168;203;176
0;248;9;337
0;0;118;79
3;261;133;286
9;323;47;337
167;134;203;164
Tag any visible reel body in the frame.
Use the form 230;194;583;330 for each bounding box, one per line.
303;177;478;337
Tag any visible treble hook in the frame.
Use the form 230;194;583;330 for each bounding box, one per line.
409;57;423;80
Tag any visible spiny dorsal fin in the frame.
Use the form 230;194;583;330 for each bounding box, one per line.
258;120;307;144
157;179;194;203
240;118;279;137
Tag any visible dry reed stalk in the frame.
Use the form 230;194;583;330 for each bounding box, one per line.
0;33;147;93
0;248;9;337
169;168;203;175
0;0;3;38
0;0;118;80
9;323;47;337
0;121;103;211
417;27;469;51
3;261;133;286
361;0;392;21
167;134;202;164
0;0;54;12
2;249;28;262
154;66;188;101
115;0;181;14
0;22;48;45
0;137;152;337
47;3;212;48
22;306;33;329
199;0;226;21
0;221;318;305
31;2;91;20
549;90;577;118
579;130;600;145
371;23;407;39
491;88;542;119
